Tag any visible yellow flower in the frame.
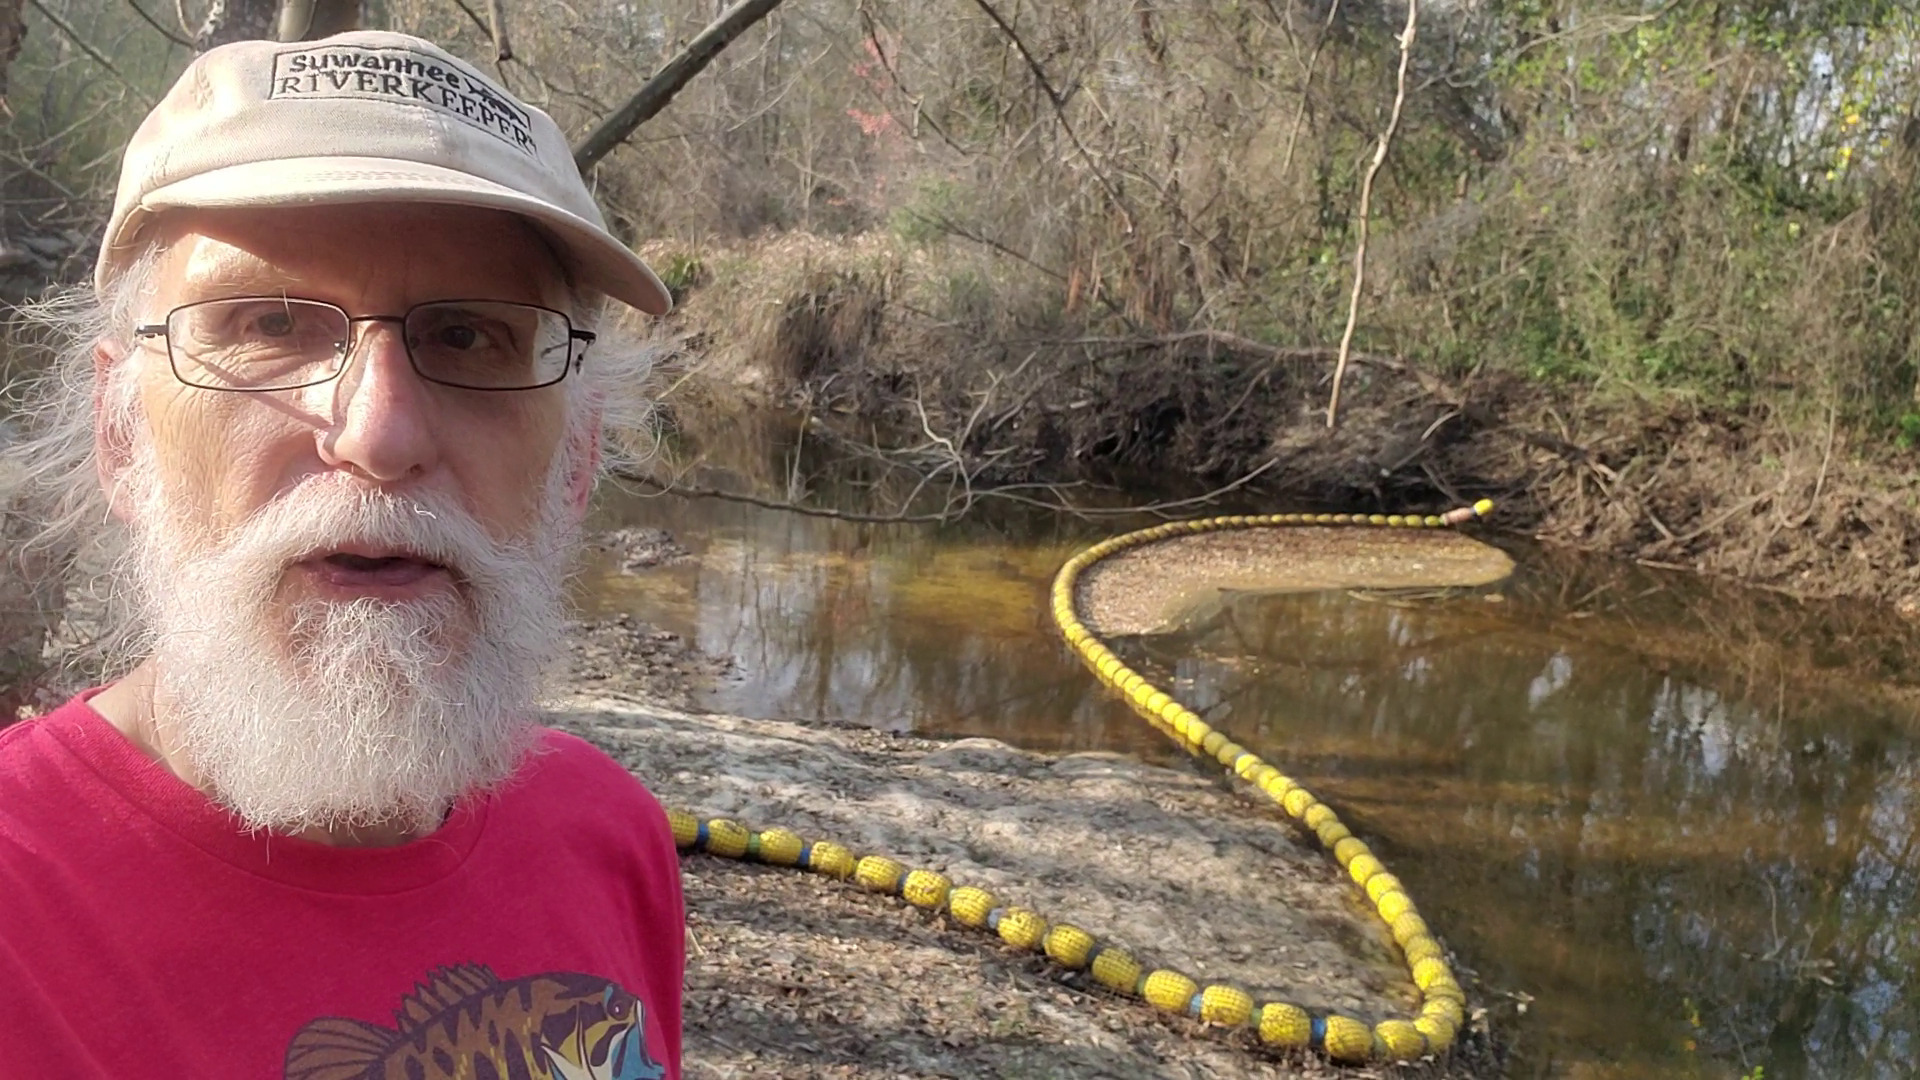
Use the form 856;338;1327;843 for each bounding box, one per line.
1845;112;1862;126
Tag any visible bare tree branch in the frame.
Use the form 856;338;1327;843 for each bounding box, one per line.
1328;0;1418;429
964;0;1134;234
614;455;1283;523
122;0;192;49
571;0;787;172
1280;0;1340;177
25;0;157;104
856;6;966;155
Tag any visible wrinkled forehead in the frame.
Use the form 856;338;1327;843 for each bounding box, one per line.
143;203;576;313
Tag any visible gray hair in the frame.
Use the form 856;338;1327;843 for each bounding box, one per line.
1;248;658;677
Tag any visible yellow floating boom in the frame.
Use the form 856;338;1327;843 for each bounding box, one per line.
667;499;1493;1064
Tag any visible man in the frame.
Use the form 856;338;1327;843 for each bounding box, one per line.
0;31;684;1078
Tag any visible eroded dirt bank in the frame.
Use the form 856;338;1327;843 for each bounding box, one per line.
549;691;1501;1078
643;234;1920;611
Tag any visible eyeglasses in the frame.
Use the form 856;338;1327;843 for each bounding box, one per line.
132;297;595;392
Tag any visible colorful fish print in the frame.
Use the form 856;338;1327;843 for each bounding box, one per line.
285;964;667;1080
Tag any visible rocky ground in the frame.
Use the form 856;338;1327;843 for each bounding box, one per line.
561;612;734;709
549;687;1503;1079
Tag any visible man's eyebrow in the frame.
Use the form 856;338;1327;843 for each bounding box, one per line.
180;270;309;297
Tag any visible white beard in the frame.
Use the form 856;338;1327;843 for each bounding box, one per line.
123;451;575;836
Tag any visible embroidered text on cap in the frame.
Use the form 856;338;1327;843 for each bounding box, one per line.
269;44;537;155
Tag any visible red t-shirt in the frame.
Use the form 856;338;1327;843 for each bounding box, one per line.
0;692;684;1079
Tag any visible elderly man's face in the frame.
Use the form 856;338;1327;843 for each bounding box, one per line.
134;203;576;581
107;204;592;836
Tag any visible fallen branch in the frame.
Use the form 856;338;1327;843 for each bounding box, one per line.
613;470;950;524
1667;484;1785;547
612;456;1285;524
1049;330;1398;368
1327;0;1418;429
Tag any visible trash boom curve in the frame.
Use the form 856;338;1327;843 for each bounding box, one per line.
665;499;1495;1064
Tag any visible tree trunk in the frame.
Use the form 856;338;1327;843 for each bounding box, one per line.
0;0;24;101
195;0;280;51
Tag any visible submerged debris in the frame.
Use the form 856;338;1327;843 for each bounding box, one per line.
596;527;694;573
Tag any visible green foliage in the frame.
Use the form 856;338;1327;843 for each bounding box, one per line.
9;0;1920;451
1893;413;1920;451
888;177;967;246
654;252;709;299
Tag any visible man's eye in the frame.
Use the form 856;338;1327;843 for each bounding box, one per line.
255;311;297;338
434;324;483;350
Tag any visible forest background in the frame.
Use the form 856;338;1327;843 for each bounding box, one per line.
4;0;1920;605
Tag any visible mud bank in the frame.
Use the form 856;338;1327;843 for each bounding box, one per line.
644;234;1920;611
549;693;1500;1079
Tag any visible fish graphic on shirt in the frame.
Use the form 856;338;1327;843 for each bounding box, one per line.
285;964;667;1080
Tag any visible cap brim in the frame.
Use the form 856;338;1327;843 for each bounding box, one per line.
131;156;672;316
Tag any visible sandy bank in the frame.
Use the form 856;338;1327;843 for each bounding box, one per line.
1076;527;1514;637
549;692;1497;1078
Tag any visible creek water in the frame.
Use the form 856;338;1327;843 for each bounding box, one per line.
582;480;1920;1080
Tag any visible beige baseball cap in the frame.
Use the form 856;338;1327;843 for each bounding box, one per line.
95;30;670;315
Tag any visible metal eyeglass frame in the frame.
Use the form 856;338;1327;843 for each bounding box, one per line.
132;296;597;393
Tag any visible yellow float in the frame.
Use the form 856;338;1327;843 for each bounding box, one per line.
666;499;1495;1062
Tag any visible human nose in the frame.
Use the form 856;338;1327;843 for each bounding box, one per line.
314;319;440;484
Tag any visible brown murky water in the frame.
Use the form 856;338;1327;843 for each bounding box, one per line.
582;481;1920;1080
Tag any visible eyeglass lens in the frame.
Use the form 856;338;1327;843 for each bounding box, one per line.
165;298;575;391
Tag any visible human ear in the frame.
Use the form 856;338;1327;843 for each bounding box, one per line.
93;340;138;522
566;408;603;519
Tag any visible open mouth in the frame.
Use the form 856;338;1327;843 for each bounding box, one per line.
308;548;451;590
323;552;436;572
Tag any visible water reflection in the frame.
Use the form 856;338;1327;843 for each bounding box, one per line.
1133;586;1920;1078
582;485;1920;1079
580;485;1134;750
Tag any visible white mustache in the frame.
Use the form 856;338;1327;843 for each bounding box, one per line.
199;480;536;600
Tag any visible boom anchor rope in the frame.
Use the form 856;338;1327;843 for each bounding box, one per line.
667;499;1494;1064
